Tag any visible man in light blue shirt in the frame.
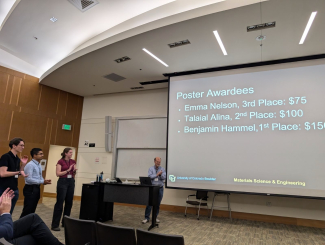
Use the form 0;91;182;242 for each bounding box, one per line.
142;157;166;224
20;148;51;218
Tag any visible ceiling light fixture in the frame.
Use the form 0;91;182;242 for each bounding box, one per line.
299;12;317;44
114;56;131;63
131;87;144;90
142;48;168;67
168;39;190;48
213;30;227;55
50;17;58;22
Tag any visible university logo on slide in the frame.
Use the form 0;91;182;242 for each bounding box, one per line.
169;175;176;182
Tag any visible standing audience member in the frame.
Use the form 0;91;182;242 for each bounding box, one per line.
0;138;29;214
20;148;51;218
51;148;77;231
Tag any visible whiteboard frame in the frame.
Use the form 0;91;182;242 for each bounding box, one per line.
112;115;167;180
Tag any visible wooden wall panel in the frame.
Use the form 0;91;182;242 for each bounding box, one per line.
57;91;68;117
2;67;24;79
77;97;84;121
56;119;75;147
49;119;57;145
65;93;79;120
0;140;9;156
18;78;41;110
9;76;21;106
72;123;81;147
0;72;9;102
24;74;38;83
0;109;13;140
3;76;14;105
39;85;59;114
0;65;84;203
10;112;48;144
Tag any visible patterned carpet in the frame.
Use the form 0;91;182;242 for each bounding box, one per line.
12;197;325;245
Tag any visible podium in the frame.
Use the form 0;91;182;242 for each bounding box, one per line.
80;182;160;230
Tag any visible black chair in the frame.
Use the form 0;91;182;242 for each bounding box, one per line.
64;216;96;245
136;229;184;245
96;222;136;245
185;191;208;220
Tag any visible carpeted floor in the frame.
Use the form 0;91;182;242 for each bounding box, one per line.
12;197;325;245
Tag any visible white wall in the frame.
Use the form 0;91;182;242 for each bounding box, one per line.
78;88;325;221
44;145;76;193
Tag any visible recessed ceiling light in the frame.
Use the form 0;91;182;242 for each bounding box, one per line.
213;30;227;55
256;35;266;41
50;17;58;23
142;48;169;67
299;12;317;44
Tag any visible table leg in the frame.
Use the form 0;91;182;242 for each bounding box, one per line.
148;205;159;231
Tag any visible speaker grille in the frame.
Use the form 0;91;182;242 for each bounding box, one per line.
68;0;99;12
103;73;126;82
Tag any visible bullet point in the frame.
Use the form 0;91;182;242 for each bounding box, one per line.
179;109;181;111
178;120;180;122
178;131;180;133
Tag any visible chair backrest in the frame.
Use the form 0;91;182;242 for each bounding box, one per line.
196;191;208;200
64;216;96;245
136;229;184;245
96;222;136;245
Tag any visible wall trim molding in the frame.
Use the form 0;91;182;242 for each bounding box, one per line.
42;193;325;228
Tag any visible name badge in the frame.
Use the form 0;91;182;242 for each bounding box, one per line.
67;175;72;178
154;178;158;182
15;175;19;178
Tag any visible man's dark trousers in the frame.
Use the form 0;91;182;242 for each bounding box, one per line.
20;185;40;218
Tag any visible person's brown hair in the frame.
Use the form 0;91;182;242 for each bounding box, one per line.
61;148;72;159
9;138;24;149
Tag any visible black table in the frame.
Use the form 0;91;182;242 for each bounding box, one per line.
80;182;160;231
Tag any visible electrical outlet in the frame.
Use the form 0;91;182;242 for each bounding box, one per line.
266;202;272;206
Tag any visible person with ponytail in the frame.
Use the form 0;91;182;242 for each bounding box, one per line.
51;148;77;231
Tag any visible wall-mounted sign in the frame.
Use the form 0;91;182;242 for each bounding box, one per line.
62;124;72;130
40;159;47;171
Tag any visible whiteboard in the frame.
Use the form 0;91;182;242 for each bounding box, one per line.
116;118;167;148
113;116;167;179
116;149;166;179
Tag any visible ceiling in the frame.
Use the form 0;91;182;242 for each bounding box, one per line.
1;0;324;96
0;0;230;76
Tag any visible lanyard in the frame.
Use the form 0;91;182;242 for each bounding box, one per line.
64;159;71;173
32;159;39;165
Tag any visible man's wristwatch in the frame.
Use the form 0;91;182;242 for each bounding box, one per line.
18;171;21;175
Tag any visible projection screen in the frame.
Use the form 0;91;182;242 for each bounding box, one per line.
166;58;325;198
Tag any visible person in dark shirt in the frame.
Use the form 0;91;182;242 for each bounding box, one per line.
0;138;29;214
0;188;63;245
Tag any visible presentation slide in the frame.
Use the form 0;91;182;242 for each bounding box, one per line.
167;59;325;198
